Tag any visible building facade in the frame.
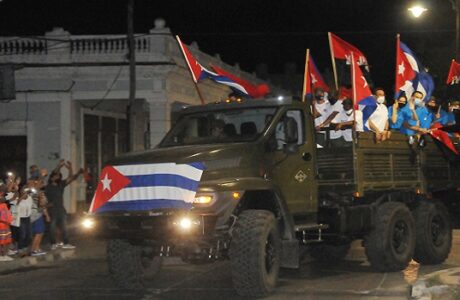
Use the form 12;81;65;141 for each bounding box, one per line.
0;19;268;213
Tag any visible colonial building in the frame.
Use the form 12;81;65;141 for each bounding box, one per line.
0;19;269;213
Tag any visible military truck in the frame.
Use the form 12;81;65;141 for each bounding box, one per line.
84;97;459;297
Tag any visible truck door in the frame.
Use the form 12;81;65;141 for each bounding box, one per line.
264;108;318;221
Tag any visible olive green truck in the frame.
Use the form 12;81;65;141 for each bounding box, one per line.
85;97;460;297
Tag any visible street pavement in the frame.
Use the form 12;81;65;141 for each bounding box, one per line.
1;223;460;299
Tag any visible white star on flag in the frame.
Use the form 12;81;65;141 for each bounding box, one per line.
361;76;368;88
101;173;112;192
310;73;318;84
452;76;459;84
398;62;405;75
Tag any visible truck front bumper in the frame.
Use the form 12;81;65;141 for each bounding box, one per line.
82;212;219;243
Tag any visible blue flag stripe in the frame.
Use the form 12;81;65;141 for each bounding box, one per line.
96;199;192;213
125;174;199;191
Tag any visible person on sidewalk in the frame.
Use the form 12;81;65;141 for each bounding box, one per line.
0;184;14;261
46;160;83;250
30;189;50;256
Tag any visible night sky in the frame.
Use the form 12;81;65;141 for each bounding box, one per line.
0;0;457;97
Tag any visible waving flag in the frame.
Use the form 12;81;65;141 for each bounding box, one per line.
176;35;207;83
329;32;368;66
446;59;460;85
303;50;329;98
395;36;434;101
351;52;377;129
89;162;205;213
328;32;372;92
210;64;270;98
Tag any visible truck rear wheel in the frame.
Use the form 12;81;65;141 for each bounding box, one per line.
364;202;415;272
229;210;280;297
413;201;452;264
310;242;351;262
107;239;162;289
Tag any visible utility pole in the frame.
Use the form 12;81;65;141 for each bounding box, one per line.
456;0;460;61
126;0;136;152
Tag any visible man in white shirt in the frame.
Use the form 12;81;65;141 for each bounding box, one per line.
312;88;332;147
330;98;364;147
367;88;390;143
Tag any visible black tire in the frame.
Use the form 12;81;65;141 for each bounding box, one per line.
229;210;281;297
364;202;415;272
413;201;452;265
310;242;351;262
107;239;162;289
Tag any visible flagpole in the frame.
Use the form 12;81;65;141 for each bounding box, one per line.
328;32;339;92
302;49;310;103
175;35;206;105
351;52;357;142
395;34;400;98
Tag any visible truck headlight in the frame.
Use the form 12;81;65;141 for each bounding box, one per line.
194;195;213;204
173;217;200;231
81;217;96;230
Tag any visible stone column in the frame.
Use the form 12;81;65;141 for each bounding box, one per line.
147;91;168;148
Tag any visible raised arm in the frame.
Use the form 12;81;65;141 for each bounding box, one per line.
64;161;83;186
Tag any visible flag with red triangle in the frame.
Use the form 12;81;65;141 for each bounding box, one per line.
351;52;377;128
446;59;460;85
304;51;329;97
89;162;205;213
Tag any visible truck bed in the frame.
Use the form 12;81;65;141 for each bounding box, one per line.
317;132;460;196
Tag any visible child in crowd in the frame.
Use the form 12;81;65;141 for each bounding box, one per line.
0;184;14;261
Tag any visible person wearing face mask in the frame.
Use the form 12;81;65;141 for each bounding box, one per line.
388;95;407;130
312;88;332;147
400;91;432;136
367;88;390;143
330;98;363;147
427;96;448;126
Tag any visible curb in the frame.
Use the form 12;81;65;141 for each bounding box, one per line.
0;249;76;274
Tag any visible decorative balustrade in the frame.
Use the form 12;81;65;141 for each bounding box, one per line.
0;34;159;58
0;37;48;55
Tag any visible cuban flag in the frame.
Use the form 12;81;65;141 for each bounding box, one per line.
303;50;329;98
176;35;269;98
395;35;434;101
351;52;377;129
89;162;205;213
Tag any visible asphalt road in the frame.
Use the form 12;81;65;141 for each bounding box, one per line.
1;231;460;300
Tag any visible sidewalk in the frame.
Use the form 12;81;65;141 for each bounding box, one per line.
0;214;83;274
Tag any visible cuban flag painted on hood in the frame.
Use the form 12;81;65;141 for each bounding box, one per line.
351;52;377;130
89;162;205;213
395;36;435;101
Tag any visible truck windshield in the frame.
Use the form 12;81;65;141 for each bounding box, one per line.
160;107;277;147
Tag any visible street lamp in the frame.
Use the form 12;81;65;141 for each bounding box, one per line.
408;1;460;61
408;5;428;18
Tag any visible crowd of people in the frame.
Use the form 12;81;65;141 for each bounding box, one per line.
0;160;83;261
312;87;460;147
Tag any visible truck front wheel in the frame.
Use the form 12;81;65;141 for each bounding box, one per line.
413;201;452;264
107;239;162;289
229;210;280;297
364;202;415;272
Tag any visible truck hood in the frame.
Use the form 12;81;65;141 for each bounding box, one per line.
107;143;260;181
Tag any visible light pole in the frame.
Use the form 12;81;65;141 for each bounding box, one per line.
408;1;460;61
